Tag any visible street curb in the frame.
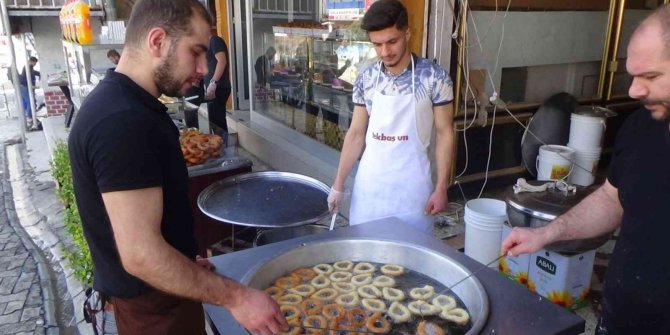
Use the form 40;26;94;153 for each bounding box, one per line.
2;142;59;335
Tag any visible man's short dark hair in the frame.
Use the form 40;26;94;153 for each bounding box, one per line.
648;4;670;56
125;0;213;48
107;49;120;58
361;0;408;32
29;57;38;63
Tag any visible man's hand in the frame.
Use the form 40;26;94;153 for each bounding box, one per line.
501;227;550;257
229;287;287;335
424;189;447;215
327;186;348;214
205;83;217;100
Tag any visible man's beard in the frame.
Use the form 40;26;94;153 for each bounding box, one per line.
641;98;670;122
153;52;184;98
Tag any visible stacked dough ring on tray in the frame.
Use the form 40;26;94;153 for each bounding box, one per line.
179;128;224;166
265;261;471;334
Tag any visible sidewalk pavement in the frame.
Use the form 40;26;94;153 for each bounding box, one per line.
0;90;84;334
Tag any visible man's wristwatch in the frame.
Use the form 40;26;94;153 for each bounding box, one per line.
209;79;218;85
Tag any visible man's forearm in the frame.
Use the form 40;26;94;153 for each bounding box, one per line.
434;124;455;192
124;238;243;308
333;131;365;190
541;182;623;243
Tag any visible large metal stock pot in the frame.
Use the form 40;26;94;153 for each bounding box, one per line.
240;238;489;334
506;182;611;253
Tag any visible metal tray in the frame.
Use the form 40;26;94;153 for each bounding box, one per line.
197;171;330;228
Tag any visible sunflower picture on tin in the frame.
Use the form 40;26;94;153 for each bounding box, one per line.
546;290;574;309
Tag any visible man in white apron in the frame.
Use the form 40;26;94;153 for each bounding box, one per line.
327;0;455;233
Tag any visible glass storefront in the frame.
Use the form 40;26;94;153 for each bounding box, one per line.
248;0;376;151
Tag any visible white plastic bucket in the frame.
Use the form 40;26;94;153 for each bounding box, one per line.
567;144;602;186
536;145;575;181
569;114;606;149
464;199;507;268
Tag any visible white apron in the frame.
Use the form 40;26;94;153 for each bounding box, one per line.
349;58;434;232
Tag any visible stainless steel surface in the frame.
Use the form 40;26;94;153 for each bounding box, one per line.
242;238;489;334
198;171;330;227
506;183;612;253
253;224;329;247
187;156;252;177
204;218;585;335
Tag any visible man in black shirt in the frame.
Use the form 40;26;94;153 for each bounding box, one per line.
68;1;286;334
204;35;231;137
502;5;670;334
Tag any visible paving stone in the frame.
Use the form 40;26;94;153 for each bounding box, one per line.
20;306;41;322
0;309;22;323
0;321;37;334
13;272;36;293
0;276;18;294
34;327;46;335
4;300;23;314
0;290;28;304
0;302;5;314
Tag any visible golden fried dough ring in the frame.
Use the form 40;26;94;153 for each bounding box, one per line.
280;304;301;321
197;140;210;151
440;307;470;326
292;267;318;281
289;284;317;297
313;263;335;275
301;298;323;315
329;271;353;283
332;282;356;293
366;312;391;334
357;284;382;299
350;274;373;286
432;295;457;311
333;260;354;272
264;286;283;297
312;288;338;301
372;275;395;288
322;303;345;322
335;291;359;307
277;293;303;305
303;315;328;332
352;262;376;274
409;285;435;301
361;298;386;313
382;287;405;302
417;320;445;335
282;322;301;335
311;275;331;289
387;301;411;323
408;300;441;316
380;264;405;276
275;275;300;289
346;307;368;327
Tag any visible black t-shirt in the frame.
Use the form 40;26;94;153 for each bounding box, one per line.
68;71;197;298
603;109;670;333
206;35;230;90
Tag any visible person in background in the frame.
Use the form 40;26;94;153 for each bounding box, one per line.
107;49;120;65
327;0;455;233
502;5;670;334
254;46;276;87
19;56;40;124
68;0;287;334
204;34;231;139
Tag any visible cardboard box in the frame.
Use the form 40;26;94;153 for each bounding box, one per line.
498;224;533;289
529;248;595;310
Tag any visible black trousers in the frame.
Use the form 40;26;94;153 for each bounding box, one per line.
207;85;231;135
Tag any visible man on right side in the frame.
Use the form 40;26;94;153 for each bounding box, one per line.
502;5;670;334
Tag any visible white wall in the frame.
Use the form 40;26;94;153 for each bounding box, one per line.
467;11;609;98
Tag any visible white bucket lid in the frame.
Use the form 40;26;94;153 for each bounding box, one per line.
539;145;576;159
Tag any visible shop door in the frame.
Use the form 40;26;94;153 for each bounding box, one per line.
230;0;250;110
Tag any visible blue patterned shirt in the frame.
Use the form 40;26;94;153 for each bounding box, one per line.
352;54;453;112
